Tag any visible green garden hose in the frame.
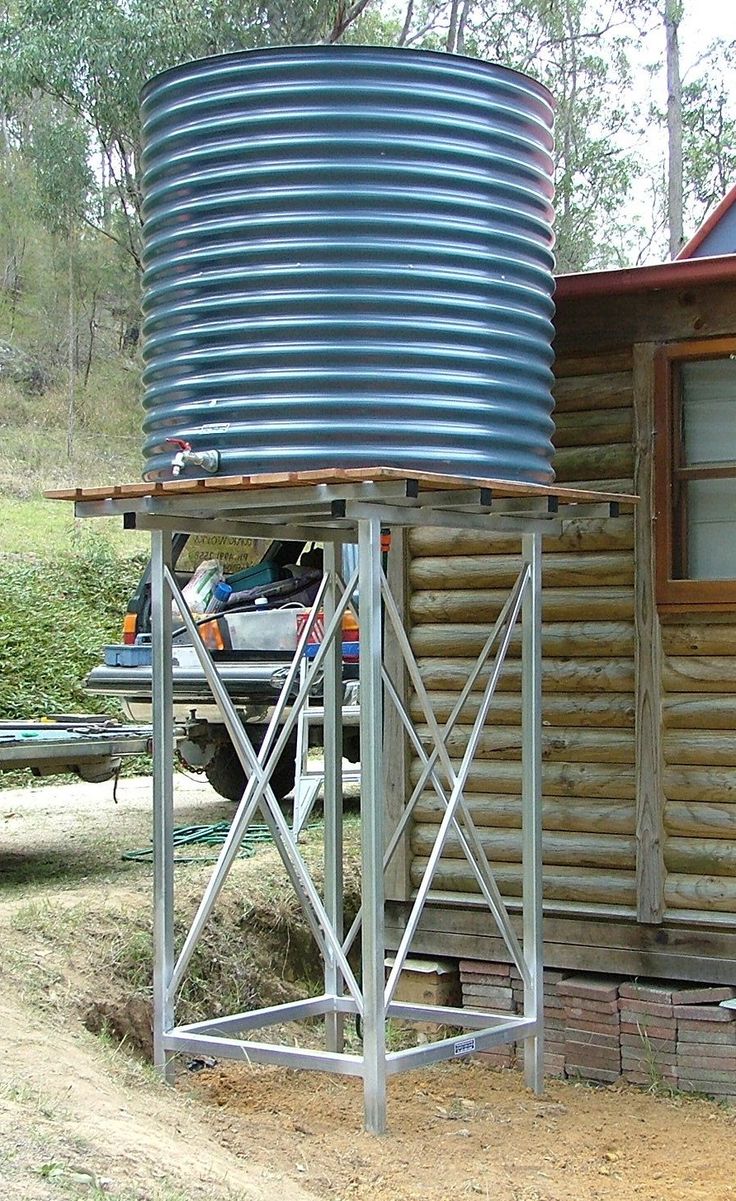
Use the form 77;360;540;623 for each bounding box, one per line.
122;821;274;864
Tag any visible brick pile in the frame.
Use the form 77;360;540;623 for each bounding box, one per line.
511;966;567;1076
458;960;736;1100
558;975;621;1082
459;959;516;1067
618;981;678;1088
675;986;736;1101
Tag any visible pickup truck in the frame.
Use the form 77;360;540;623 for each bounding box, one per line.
85;534;360;802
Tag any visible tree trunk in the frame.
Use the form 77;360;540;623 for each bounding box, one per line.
398;0;414;45
446;0;460;52
456;0;470;53
665;0;684;257
84;290;98;388
66;235;75;460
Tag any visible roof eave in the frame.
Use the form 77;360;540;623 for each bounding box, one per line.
554;253;736;302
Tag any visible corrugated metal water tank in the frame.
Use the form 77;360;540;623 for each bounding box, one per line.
139;46;556;483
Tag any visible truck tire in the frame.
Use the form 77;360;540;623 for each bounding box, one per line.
204;731;297;804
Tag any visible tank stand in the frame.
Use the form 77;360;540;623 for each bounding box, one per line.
147;504;543;1133
61;471;631;1134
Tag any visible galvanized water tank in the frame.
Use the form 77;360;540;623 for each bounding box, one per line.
140;46;556;483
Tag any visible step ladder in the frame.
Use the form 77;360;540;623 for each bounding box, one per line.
292;658;360;835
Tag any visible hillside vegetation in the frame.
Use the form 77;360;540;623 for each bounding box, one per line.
0;2;734;731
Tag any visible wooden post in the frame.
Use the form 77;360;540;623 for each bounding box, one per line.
383;525;413;902
633;342;666;924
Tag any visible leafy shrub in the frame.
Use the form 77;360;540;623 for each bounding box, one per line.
0;529;146;719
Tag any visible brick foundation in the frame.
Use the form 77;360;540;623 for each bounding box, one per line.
459;961;736;1102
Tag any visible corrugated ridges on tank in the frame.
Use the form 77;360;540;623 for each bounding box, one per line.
139;46;556;483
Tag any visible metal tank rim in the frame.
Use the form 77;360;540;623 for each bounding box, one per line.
139;43;555;113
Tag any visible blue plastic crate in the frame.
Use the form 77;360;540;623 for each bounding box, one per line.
104;644;153;667
304;641;360;662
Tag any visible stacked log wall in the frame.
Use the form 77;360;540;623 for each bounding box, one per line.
407;359;638;913
662;622;736;914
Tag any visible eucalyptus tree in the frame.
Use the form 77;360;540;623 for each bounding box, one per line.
27;106;93;453
682;41;736;225
406;0;643;270
0;0;373;270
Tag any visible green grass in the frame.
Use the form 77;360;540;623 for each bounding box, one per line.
0;530;146;722
0;496;148;557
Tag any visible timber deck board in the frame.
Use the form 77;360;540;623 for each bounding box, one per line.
45;465;637;506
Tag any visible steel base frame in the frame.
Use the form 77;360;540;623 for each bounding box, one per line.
138;483;551;1135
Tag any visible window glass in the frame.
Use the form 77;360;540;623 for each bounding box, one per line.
682;359;736;465
674;356;736;582
656;340;736;608
686;478;736;579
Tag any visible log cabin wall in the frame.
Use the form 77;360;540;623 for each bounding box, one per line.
405;357;638;912
385;273;736;981
662;621;736;914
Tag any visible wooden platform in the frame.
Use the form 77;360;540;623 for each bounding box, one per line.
45;465;637;507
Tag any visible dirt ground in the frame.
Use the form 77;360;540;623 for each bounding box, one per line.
1;774;736;1201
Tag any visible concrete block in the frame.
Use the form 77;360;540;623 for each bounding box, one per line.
678;1053;736;1071
678;1068;736;1085
621;1034;677;1052
678;1024;736;1044
564;1030;620;1049
463;973;513;988
557;976;620;1003
566;1065;621;1083
386;957;460;1008
673;1004;736;1023
564;1044;621;1070
619;1011;676;1033
677;1041;736;1058
566;1017;621;1036
462;985;515;1007
620;1020;676;1041
671;985;736;1006
679;1080;736;1098
564;998;620;1016
622;1051;677;1068
618;998;674;1019
460;960;511;977
619;981;676;1003
624;1069;678;1086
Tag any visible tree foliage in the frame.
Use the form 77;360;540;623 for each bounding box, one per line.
682;41;736;218
0;0;371;265
0;0;732;470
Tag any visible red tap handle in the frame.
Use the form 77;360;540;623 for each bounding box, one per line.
164;438;191;452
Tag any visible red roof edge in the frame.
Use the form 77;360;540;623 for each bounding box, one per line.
554;252;736;302
676;185;736;260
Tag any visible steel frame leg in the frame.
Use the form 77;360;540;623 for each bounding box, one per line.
522;531;544;1094
151;528;175;1082
359;517;387;1134
323;542;345;1053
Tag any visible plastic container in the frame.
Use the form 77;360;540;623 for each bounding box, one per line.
297;611;360;661
179;559;222;616
205;581;233;614
104;644;153;667
226;562;283;592
222;608;300;652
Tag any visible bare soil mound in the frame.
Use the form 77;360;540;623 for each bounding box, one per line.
1;775;735;1201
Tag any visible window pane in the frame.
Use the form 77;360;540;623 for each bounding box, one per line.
687;478;736;578
682;358;736;465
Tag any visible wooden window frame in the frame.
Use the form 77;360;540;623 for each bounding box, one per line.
655;335;736;611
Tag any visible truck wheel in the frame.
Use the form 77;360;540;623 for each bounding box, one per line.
204;732;296;804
